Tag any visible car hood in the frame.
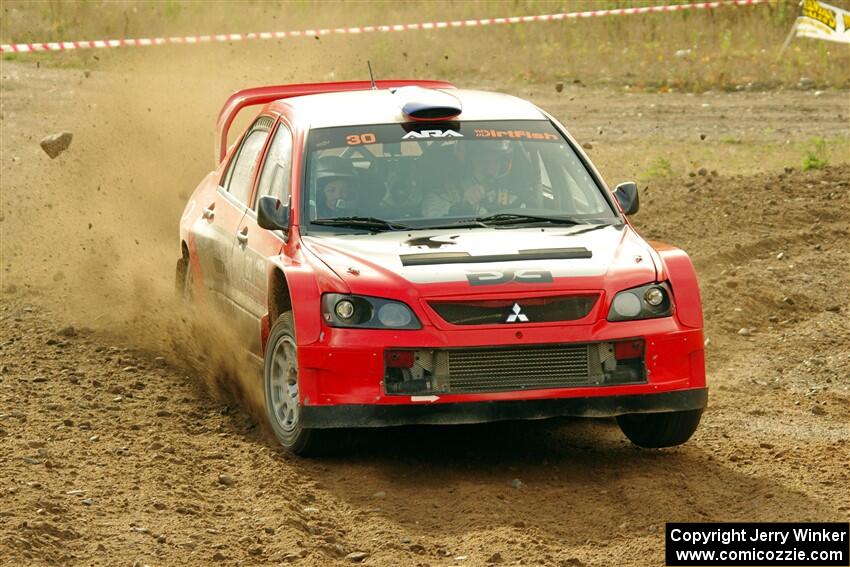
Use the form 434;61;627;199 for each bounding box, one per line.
301;224;658;296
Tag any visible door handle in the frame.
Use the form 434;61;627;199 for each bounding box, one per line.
236;226;248;245
202;202;216;221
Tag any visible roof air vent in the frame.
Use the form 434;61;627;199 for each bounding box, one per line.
395;86;462;121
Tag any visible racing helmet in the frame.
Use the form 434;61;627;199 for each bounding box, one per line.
315;155;357;188
467;139;513;182
314;155;359;214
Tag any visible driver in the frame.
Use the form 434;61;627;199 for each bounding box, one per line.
315;156;358;218
421;140;520;217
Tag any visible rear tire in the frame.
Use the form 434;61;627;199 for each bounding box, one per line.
617;409;702;448
263;312;325;456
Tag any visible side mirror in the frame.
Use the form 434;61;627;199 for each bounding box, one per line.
613;182;639;215
257;195;291;232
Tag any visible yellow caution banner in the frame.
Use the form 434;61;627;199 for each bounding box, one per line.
795;0;850;44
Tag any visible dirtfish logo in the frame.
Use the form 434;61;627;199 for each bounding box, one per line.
402;129;463;139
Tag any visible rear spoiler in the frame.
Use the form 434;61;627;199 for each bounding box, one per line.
215;79;457;163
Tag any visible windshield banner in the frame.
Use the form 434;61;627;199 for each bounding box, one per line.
310;121;563;150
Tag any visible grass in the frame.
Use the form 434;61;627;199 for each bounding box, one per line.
802;137;829;170
0;0;848;92
639;157;675;181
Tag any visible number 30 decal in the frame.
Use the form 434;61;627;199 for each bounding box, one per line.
346;133;376;145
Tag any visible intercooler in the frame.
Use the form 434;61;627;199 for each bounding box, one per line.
384;342;645;395
445;344;592;393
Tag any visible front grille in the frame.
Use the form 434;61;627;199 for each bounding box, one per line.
429;295;598;326
447;344;592;393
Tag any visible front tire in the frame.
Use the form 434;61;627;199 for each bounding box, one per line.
176;256;188;297
617;409;703;448
263;312;323;455
177;255;195;302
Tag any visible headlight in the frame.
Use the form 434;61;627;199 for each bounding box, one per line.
377;303;413;327
611;292;641;318
321;293;421;329
334;299;356;320
607;283;673;322
644;287;665;307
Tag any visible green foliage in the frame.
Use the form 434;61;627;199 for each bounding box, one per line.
802;137;829;170
720;29;733;53
640;157;675;181
163;0;181;21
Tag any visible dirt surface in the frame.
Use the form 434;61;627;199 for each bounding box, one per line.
1;57;849;567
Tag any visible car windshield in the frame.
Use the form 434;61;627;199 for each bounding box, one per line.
303;120;618;231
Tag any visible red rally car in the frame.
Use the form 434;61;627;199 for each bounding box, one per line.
177;79;707;455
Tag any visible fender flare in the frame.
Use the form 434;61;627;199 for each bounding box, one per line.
265;248;349;350
651;242;703;329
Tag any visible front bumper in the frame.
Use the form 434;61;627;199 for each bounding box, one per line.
301;387;708;428
298;316;706;410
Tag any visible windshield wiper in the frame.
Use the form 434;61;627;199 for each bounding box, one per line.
474;213;588;226
418;214;597;230
418;220;489;230
311;216;411;232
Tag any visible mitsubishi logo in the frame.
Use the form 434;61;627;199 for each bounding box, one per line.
506;303;529;323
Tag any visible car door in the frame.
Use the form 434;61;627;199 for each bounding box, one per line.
198;116;271;317
232;120;293;355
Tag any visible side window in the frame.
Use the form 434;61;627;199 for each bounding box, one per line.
255;123;293;208
224;123;270;205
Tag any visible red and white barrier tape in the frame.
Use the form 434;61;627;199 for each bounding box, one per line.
0;0;769;54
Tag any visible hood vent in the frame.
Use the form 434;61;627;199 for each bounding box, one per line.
400;247;592;267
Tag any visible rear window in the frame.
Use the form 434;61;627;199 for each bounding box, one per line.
303;120;616;228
